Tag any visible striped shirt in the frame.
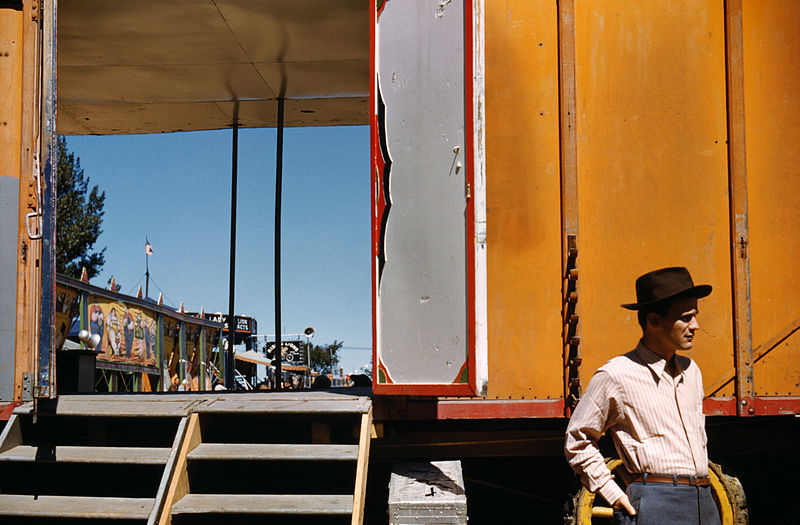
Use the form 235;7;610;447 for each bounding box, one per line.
564;341;708;505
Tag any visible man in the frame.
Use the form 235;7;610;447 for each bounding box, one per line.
565;267;720;525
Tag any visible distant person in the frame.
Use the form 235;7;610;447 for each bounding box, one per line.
350;374;372;387
565;267;719;525
311;375;331;390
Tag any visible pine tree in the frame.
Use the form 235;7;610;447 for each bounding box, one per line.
310;340;343;374
56;137;106;279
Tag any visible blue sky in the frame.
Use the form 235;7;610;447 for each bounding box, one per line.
64;125;372;374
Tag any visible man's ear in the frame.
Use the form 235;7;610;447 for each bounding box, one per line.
646;312;661;328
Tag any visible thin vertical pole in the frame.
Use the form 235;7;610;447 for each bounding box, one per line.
274;98;285;390
145;237;150;299
226;120;239;389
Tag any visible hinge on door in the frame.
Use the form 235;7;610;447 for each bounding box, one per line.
738;235;748;259
22;373;33;401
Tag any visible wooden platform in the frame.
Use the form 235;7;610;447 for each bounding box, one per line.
13;390;373;417
1;391;373;524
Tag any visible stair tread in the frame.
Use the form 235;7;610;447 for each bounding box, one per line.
189;443;359;461
0;445;171;464
171;494;353;515
14;393;371;416
0;495;154;518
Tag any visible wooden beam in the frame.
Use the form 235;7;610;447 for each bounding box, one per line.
724;0;754;416
14;0;42;404
157;413;201;525
351;406;372;525
558;0;581;415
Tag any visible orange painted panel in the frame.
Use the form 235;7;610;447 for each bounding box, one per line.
485;1;563;400
0;8;23;178
573;1;735;395
742;1;800;396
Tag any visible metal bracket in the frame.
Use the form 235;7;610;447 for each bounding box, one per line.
26;211;42;240
22;373;33;401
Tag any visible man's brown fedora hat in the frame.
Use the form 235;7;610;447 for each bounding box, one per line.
621;267;712;310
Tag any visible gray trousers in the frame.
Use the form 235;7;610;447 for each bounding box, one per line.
613;481;721;525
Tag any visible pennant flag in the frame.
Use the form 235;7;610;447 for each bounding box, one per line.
145;240;154;256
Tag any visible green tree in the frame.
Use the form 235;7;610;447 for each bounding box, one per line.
310;340;343;375
56;137;106;279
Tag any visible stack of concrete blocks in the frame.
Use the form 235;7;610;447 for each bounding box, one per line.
388;460;468;524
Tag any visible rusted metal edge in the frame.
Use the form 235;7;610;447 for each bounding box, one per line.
724;0;755;416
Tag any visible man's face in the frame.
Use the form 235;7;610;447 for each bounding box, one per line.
653;296;700;351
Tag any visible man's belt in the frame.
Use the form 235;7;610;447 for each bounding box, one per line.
630;473;711;487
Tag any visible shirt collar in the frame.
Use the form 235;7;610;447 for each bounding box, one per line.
635;340;684;383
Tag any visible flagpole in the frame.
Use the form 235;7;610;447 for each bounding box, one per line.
145;237;150;299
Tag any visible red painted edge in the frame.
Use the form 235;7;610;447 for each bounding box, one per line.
703;397;736;416
373;398;565;420
754;396;800;416
464;0;477;398
370;0;379;391
373;383;475;397
437;399;565;419
0;402;20;421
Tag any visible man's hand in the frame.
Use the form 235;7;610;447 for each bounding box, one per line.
613;494;637;516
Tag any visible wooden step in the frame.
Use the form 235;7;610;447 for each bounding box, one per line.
171;494;353;515
0;495;154;519
188;443;359;462
0;445;171;464
14;393;371;417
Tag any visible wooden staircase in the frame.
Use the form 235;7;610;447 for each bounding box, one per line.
0;392;372;524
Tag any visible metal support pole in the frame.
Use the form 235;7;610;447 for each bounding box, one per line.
226;119;239;389
145;237;150;299
274;98;285;390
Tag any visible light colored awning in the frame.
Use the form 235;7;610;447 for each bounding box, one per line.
57;0;370;135
235;350;270;366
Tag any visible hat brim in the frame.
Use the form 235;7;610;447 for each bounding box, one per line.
621;284;712;310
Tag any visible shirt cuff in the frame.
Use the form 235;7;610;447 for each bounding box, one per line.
597;478;625;506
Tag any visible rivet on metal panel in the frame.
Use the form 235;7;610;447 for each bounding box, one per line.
748;407;755;415
569;269;579;281
741;399;747;406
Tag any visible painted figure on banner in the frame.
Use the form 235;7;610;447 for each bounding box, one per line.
123;308;135;358
89;300;105;352
107;307;121;357
134;312;146;359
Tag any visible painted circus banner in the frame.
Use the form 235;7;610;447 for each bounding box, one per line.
87;295;158;367
54;275;225;391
